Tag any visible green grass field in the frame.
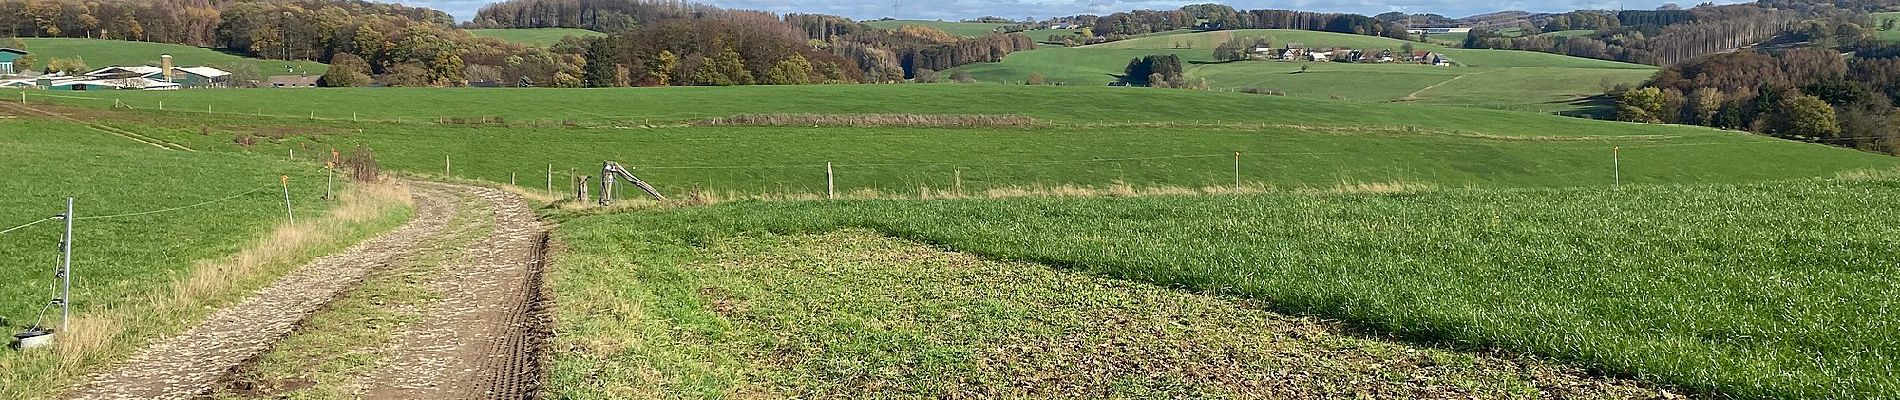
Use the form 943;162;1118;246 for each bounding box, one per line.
1875;12;1900;42
0;115;407;398
4;79;1896;398
11;84;1894;198
468;28;604;47
951;29;1652;113
13;38;327;76
863;20;1017;37
551;174;1900;399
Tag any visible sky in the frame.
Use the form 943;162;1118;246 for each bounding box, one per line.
393;0;1748;24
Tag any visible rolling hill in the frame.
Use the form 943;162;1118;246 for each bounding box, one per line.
951;29;1654;114
13;38;326;76
468;28;605;47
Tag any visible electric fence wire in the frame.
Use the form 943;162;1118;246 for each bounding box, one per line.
0;217;55;236
74;184;275;221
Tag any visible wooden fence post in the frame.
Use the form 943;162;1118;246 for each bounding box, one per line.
826;162;835;200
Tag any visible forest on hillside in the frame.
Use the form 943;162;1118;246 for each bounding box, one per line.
1459;1;1900;66
0;0;1034;86
1612;45;1900;155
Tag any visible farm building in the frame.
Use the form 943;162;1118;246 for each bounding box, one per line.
0;48;26;75
268;75;320;88
47;77;178;91
82;66;232;88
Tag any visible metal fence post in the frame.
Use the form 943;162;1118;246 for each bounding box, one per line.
59;198;72;333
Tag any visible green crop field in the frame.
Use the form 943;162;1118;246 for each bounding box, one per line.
864;20;1016;37
13;38;327;76
469;28;604;47
950;30;1652;114
550;174;1900;399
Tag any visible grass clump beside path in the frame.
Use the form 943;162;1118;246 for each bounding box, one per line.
546;229;1671;398
550;175;1900;399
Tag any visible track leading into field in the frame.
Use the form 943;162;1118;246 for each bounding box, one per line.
63;182;549;400
354;182;550;399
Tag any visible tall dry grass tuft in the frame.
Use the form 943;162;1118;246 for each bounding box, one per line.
1316;180;1437;194
695;114;1041;128
1835;167;1900;181
1;182;411;400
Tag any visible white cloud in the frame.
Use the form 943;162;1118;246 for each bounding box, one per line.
389;0;1747;23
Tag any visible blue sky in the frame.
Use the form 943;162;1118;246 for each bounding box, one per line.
396;0;1745;23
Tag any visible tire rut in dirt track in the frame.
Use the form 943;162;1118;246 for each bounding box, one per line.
62;183;462;400
353;182;550;399
61;181;550;400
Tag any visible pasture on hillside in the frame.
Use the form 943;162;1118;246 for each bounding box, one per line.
6;85;1686;133
949;29;1652;114
1876;12;1900;42
12;38;327;76
552;175;1900;399
862;20;1019;37
468;28;604;47
14;85;1895;198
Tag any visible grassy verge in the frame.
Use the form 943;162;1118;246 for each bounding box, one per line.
0;182;412;399
215;189;491;399
549;175;1900;399
546;229;1667;398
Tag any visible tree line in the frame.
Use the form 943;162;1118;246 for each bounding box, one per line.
477;0;1036;82
1613;46;1900;155
0;0;448;48
1064;4;1412;41
1464;4;1804;66
0;0;1039;87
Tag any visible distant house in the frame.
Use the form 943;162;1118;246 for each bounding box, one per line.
0;48;26;76
1330;49;1355;61
1308;51;1331;62
268;75;320;88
